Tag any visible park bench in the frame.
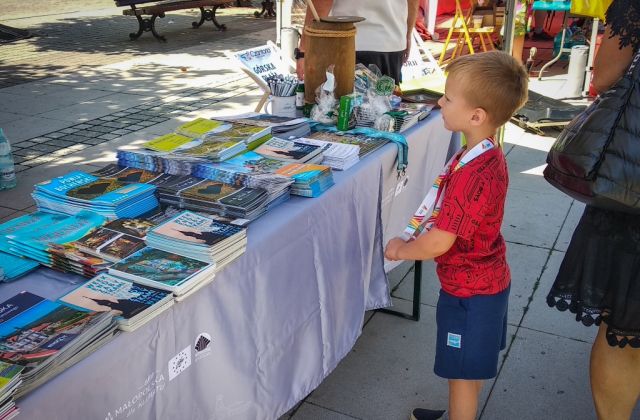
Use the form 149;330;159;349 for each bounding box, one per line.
114;0;234;41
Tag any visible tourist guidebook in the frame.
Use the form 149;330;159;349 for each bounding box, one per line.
0;291;115;397
0;212;69;254
32;171;158;219
147;210;247;266
0;252;39;282
0;360;24;420
58;273;174;332
292;137;360;170
73;217;157;262
109;247;216;296
5;211;106;267
254;137;324;163
143;133;193;153
308;131;388;158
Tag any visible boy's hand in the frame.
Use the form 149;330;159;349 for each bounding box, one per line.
385;237;406;261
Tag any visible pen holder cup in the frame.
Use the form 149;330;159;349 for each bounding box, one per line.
264;95;297;118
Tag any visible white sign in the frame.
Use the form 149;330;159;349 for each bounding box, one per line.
401;36;443;82
232;43;291;82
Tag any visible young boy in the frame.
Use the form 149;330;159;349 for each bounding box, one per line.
384;51;528;420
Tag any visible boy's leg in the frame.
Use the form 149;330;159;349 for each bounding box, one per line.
448;379;483;420
590;322;640;420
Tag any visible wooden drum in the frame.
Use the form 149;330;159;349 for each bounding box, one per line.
303;16;364;104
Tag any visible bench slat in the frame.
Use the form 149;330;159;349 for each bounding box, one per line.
121;0;232;16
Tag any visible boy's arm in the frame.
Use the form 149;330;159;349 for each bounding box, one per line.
385;228;456;261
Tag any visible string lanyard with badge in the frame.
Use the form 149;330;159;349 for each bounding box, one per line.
401;138;495;241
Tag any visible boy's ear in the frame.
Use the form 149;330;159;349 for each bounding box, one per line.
470;107;488;126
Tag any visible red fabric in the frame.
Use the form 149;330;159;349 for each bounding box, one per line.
433;147;510;298
437;0;471;15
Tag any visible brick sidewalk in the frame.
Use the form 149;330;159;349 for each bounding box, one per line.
0;5;272;88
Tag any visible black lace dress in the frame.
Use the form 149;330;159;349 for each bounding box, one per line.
546;0;640;348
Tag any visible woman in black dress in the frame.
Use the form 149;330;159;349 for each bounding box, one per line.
546;1;640;418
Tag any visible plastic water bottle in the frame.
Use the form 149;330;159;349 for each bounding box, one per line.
0;129;17;191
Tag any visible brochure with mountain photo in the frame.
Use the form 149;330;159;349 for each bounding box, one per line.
58;273;173;331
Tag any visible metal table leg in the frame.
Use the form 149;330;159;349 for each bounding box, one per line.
377;260;422;322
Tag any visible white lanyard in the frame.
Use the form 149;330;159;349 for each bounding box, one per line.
401;139;495;240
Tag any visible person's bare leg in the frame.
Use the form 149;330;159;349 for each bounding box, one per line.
448;379;483;420
590;322;640;419
512;35;525;65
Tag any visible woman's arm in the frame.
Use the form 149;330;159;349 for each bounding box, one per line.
592;25;636;94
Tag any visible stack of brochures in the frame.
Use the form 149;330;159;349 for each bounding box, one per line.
0;360;23;420
153;176;270;221
308;131;388;159
0;252;38;282
275;163;335;197
147;210;247;269
2;211;106;269
254;137;325;164
72;216;159;263
292;137;360;170
391;102;435;132
0;291;117;398
32;171;158;220
48;243;112;278
108;247;217;299
193;152;334;197
116;148;201;176
0;211;109;278
117;117;272;174
92;164;277;222
59;273;174;332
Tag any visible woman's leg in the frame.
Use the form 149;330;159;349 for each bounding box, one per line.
590;323;640;419
511;35;525;65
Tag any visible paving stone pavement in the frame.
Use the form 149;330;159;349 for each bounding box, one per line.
0;4;272;88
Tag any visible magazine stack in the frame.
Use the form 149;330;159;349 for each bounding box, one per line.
0;361;23;420
275;163;335;197
92;164;279;223
254;137;325;164
48;243;112;278
116;148;200;176
308;131;388;159
117;117;272;174
2;211;105;270
0;291;117;398
193;150;334;198
32;171;158;219
59;273;174;332
147;210;247;269
293;137;360;170
72;216;159;263
152;176;271;221
108;247;217;300
0;253;38;282
0;211;106;279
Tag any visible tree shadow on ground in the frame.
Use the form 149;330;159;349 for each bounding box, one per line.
0;7;274;87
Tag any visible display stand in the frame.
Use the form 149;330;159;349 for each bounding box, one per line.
227;41;296;112
402;29;445;82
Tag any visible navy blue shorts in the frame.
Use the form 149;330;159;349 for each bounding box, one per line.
434;286;510;380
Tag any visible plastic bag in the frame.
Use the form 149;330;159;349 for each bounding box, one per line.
310;65;338;124
570;0;612;20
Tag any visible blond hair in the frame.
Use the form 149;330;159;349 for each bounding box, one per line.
446;51;528;126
